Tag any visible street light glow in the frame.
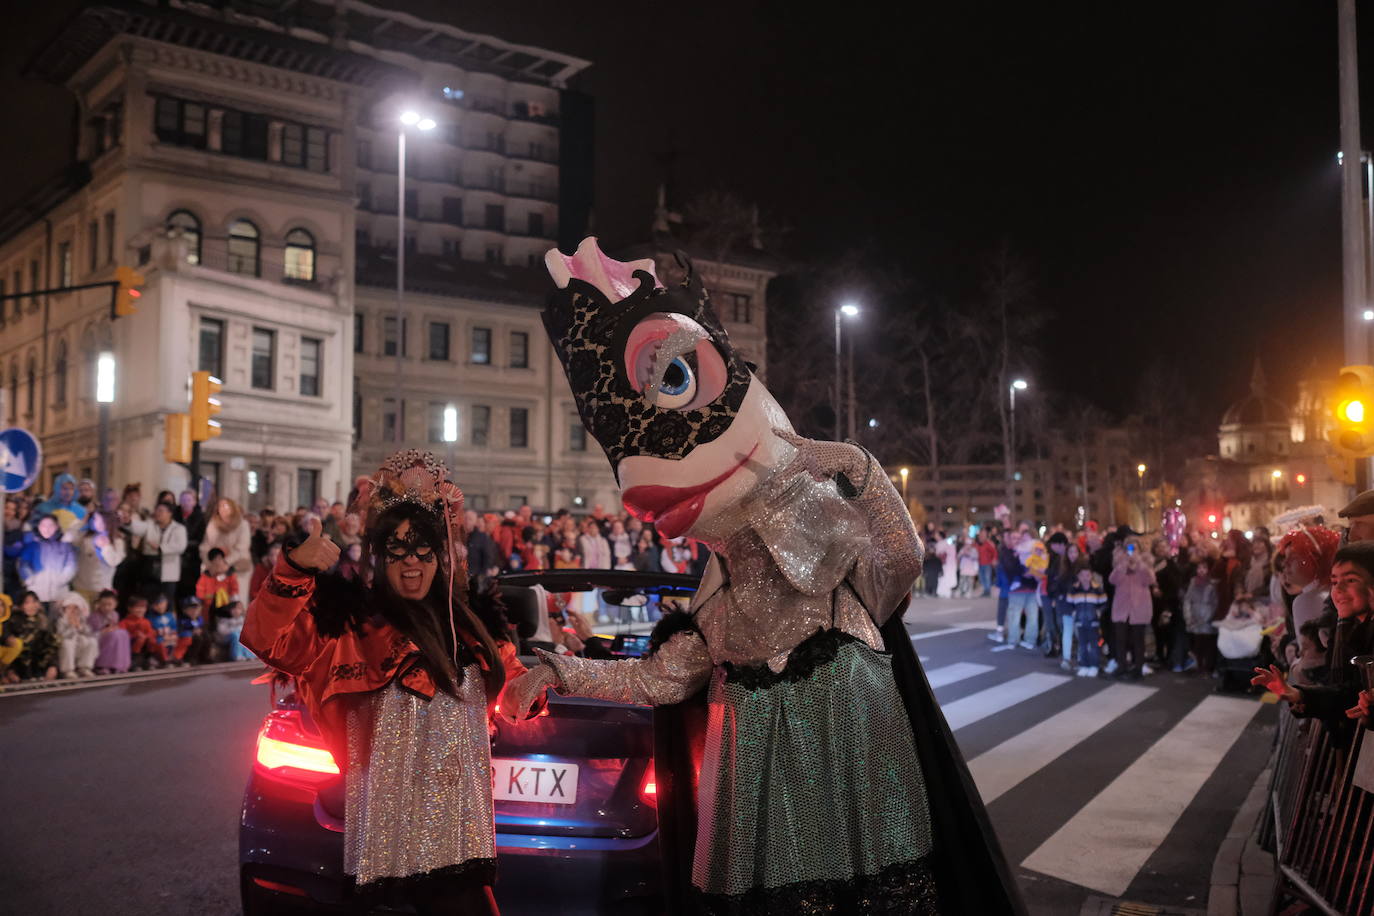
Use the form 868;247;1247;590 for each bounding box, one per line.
867;417;879;428
400;110;421;125
1364;309;1374;321
900;467;909;479
96;352;116;404
417;118;437;131
839;303;859;317
1272;469;1282;479
442;405;459;443
1011;379;1028;390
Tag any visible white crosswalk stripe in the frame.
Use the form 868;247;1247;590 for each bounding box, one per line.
1019;694;1262;897
938;672;1071;730
925;661;995;688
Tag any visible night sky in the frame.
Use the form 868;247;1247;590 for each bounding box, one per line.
1;1;1369;425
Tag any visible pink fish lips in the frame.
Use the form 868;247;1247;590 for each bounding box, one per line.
622;444;758;539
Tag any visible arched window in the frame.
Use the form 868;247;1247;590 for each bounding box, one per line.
227;219;260;277
166;209;201;265
7;361;16;424
25;355;36;417
284;228;315;282
53;339;67;406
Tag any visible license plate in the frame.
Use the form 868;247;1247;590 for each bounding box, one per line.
492;758;579;805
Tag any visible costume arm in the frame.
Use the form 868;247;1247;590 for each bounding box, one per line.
838;448;923;625
242;551;325;676
536;629;713;706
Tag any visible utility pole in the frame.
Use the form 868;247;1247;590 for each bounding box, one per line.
1340;0;1365;367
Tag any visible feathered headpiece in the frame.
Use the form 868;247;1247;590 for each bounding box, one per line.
1277;524;1341;585
350;449;464;531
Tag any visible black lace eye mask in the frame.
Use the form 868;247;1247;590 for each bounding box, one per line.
384;530;436;563
542;260;751;476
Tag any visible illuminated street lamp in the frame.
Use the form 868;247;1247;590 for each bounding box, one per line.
394;108;438;432
899;467;909;506
834;303;859;440
96;351;115;494
1006;378;1029;515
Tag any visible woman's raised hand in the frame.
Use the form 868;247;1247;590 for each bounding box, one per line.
290;517;339;573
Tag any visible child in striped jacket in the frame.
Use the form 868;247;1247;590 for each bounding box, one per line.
1065;565;1107;676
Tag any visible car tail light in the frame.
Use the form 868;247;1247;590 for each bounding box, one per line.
251;877;307;897
254;710;339;787
641;762;657;803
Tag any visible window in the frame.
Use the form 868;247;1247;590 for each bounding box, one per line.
251;327;275;390
357;182;371;210
471;405;490;446
383;398;402;443
442;197;463;226
53;340;67;406
527;212;544;238
300;337;321;397
354;313;364;353
730;293;752;324
383;316;408;356
297;469;319;509
471;327;491;364
228;219;259;276
510;407;528;448
29;261;38;305
405;233;417;254
153;97;207;148
281;123;304;167
357;140;371;169
11;270;20;317
88;220;99;271
484;204;504;230
25;357;35;416
103;212;115;263
58;242;72;287
428;402;448;444
428;322;450;361
509;331;528;368
352;381;362;442
7;363;15;423
284;228;315;282
404;189;418;216
220;109;269;160
569;415;587;452
306;127;328;172
198;318;224;377
442;238;460;257
167;210;200;265
485;245;502;264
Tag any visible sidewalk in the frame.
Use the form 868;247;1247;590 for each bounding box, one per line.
0;659;261;698
1208;765;1275;916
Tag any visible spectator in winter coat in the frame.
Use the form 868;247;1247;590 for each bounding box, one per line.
4;590;59;681
33;473;87;529
200;499;252;603
19;514;78;613
128;504;188;608
1183;557;1219;673
976;532;998;597
88;589;131;674
119;595;165;669
54;592;98;678
1109;543;1157;678
1004;531;1044;650
1064;565;1107;675
72;511;126;602
464;510;501;586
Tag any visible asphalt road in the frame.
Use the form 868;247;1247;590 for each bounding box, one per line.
1;595;1275;915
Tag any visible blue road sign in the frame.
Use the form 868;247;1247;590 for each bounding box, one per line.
0;427;42;492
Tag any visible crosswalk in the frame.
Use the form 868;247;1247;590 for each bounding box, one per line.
915;624;1274;904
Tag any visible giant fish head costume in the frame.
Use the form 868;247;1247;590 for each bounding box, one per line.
544;238;795;541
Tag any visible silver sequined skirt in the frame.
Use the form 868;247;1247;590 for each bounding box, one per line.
693;635;935;901
344;665;495;886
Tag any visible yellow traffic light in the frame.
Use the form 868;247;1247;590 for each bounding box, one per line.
164;413;191;464
1330;364;1374;458
113;266;144;317
190;371;222;441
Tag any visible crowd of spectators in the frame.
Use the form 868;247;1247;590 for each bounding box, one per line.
0;477;710;684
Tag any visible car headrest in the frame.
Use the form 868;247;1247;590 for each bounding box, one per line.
498;584;541;639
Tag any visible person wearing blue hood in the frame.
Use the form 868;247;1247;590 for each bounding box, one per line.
33;474;88;527
19;514;78;618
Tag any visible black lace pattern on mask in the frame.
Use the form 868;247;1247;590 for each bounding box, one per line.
542;258;752;472
693;855;940;916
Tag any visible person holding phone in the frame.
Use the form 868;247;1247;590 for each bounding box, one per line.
1109;540;1157;679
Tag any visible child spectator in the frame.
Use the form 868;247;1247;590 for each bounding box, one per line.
148;593;180;665
5;590;59;680
196;547;240;639
55;592;99;678
1288;619;1331;688
177;596;211;665
119;595;164;669
88;588;131;674
1183;558;1219;673
217;599;253;661
976;531;998;597
1065;565;1107;676
249;542;281;601
0;593;23;680
958;541;980;597
19;514;78;617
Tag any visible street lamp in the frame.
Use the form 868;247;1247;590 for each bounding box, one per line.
834;303;859;440
394;109;437;441
1136;463;1147;530
899;466;909;507
1006;378;1029;516
442;403;459;472
96;352;115;495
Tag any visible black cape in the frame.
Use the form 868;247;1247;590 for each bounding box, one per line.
652;601;1028;915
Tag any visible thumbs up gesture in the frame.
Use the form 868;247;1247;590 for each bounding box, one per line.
289;517;340;573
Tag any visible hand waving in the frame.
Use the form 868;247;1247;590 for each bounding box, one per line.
290;517;340;573
499;665;560;722
772;428;866;486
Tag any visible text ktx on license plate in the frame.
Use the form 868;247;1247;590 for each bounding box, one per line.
492;758;579;805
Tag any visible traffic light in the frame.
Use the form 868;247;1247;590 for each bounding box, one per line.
1330;364;1374;458
113;266;144;318
190;371;222;441
164;413;191;464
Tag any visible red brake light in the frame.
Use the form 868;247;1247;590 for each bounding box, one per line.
254;711;339;784
128;289;141;299
641;762;657;802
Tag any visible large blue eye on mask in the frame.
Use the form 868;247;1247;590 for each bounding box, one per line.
542;255;752;477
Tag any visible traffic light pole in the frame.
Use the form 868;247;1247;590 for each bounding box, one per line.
190;440;201;493
97;402;110;497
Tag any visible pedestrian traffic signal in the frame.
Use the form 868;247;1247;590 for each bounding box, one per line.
1330;365;1374;458
190;371;222;441
113;266;144;318
164;413;191;464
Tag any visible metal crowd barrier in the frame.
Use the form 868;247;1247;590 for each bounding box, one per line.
1263;711;1374;915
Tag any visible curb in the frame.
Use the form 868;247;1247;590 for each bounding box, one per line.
1208;764;1274;916
0;659;264;698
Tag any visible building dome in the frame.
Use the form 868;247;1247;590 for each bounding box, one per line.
1217;359;1294;464
1220;360;1290;428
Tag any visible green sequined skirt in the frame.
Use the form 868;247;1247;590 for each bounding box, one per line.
693;631;938;913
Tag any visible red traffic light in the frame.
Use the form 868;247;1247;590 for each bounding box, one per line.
1296;473;1307;486
1207;513;1218;524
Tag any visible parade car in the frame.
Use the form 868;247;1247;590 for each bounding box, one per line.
238;569;698;916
